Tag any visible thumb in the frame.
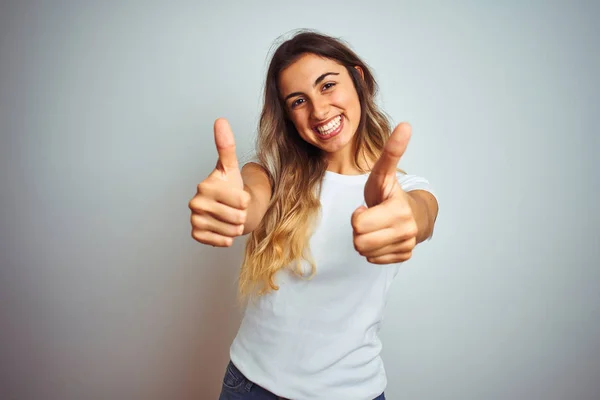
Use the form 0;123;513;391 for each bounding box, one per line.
213;118;239;171
371;122;411;177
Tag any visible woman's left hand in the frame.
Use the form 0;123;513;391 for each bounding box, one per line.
351;123;418;264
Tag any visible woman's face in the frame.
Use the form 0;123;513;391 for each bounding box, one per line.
278;53;362;158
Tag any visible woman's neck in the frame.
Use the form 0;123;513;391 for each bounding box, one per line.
325;150;376;175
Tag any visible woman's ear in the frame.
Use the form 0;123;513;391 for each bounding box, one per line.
354;66;365;80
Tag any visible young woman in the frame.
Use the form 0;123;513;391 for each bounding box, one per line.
189;31;439;400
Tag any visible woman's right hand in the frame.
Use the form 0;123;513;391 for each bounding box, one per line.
189;118;250;247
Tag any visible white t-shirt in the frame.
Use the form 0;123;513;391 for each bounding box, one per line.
230;170;436;400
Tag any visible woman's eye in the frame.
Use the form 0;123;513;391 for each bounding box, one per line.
322;82;336;91
291;98;304;108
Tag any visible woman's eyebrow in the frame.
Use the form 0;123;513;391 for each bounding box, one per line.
283;72;340;102
314;72;339;86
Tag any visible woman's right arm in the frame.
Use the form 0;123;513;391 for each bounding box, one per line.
189;119;272;247
240;162;272;235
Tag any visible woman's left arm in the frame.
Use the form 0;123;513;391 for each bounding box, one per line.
407;190;439;244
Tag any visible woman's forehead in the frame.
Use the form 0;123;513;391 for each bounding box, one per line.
279;54;345;91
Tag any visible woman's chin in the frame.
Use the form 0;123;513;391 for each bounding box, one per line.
315;133;355;155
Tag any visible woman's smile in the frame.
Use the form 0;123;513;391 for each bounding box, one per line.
312;114;344;140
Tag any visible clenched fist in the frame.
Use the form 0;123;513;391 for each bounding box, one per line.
189;118;250;247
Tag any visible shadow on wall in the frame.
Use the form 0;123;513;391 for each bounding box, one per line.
184;237;246;399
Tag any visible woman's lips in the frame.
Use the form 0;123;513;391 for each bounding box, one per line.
313;115;344;140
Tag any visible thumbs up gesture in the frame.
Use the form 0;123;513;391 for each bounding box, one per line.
189;118;250;247
351;123;418;264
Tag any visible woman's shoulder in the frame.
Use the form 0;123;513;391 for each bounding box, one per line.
395;171;436;196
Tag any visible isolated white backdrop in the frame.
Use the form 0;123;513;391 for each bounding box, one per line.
1;1;598;399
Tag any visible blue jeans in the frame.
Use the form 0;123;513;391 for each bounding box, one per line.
218;360;386;400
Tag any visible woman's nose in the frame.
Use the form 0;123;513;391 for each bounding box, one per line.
310;98;330;121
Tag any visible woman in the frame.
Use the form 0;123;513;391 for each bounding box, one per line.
189;31;439;400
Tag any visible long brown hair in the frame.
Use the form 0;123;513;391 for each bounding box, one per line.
239;30;393;298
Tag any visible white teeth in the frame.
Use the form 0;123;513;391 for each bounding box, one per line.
316;115;342;135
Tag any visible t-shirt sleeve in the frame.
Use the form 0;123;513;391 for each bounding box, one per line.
397;172;436;196
396;172;438;241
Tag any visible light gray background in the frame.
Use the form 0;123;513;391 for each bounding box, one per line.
1;1;598;399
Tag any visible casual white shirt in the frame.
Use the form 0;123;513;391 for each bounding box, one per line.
230;170;436;400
